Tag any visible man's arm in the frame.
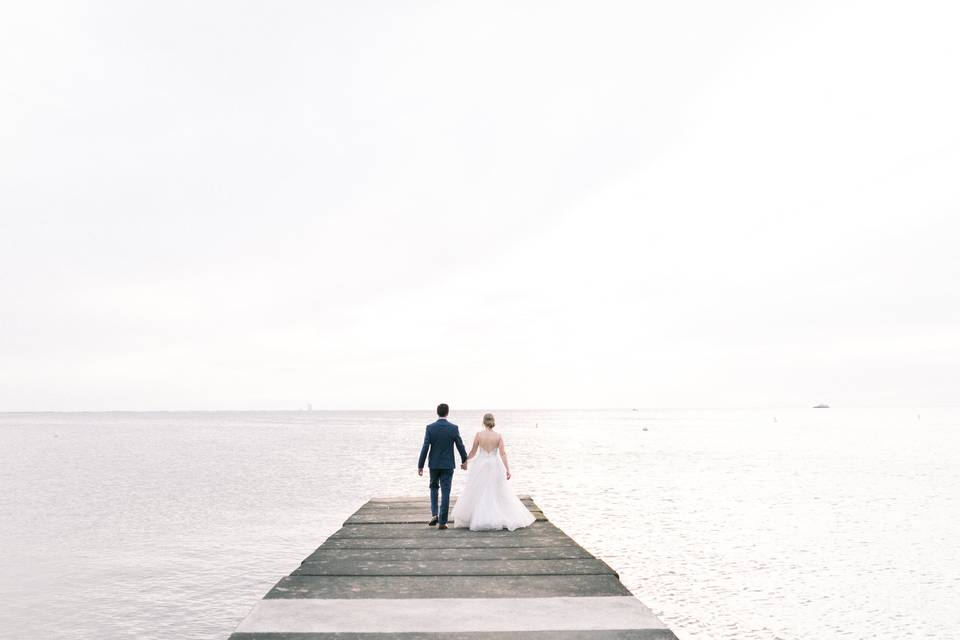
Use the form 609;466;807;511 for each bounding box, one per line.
417;426;431;473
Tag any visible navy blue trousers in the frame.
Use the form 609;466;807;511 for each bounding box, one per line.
429;468;454;525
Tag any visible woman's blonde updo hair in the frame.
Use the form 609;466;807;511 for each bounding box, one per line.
482;413;496;429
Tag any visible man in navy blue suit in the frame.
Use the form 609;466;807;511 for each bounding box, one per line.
417;403;469;529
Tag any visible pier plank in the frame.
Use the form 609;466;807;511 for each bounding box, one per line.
232;632;679;640
302;546;594;562
316;536;589;549
345;510;547;524
345;498;543;524
352;500;540;508
331;521;564;538
368;495;533;502
291;558;616;576
266;574;633;599
231;632;678;640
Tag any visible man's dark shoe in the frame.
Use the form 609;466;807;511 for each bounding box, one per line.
428;516;438;526
438;524;448;530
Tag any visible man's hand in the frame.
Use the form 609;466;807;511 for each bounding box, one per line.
461;463;468;470
418;468;423;476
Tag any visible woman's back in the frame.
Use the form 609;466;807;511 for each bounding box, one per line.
475;429;501;453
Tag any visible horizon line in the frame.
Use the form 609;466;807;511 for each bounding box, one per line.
1;404;957;414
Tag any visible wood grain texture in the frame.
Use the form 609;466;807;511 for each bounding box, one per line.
266;574;634;599
231;632;679;640
301;546;594;563
291;558;617;577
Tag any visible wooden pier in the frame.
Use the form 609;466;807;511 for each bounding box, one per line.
230;496;678;639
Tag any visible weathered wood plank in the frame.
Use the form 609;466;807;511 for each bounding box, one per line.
291;558;616;577
233;597;670;635
331;521;563;539
302;546;594;563
266;575;633;599
351;505;541;515
348;510;546;520
231;632;679;640
345;511;546;524
348;500;540;516
362;495;538;504
356;498;540;510
369;495;534;503
350;499;540;510
316;536;588;549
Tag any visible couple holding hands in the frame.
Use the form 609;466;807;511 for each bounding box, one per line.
417;403;535;531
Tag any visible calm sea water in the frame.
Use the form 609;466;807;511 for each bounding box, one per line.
1;408;958;639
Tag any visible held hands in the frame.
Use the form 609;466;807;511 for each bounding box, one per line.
461;463;468;470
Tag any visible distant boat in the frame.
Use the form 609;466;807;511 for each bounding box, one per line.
813;403;830;409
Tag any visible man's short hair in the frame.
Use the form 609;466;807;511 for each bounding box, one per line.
437;403;449;417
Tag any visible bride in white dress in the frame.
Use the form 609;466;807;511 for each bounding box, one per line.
452;413;535;531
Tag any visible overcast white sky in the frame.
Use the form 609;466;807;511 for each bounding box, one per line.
1;1;958;411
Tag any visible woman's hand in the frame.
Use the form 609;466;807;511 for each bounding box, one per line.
506;470;511;480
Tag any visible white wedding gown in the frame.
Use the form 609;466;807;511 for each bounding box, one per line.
452;448;536;531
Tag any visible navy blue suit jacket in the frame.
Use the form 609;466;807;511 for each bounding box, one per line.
418;418;468;470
